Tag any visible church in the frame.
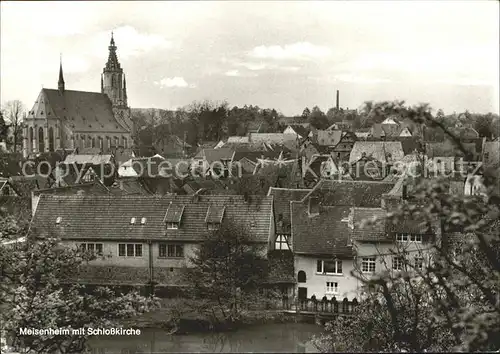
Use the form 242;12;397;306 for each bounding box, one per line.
22;33;134;158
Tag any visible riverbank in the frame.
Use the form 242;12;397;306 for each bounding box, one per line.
120;298;311;334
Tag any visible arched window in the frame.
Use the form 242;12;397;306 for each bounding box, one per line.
48;127;55;152
38;127;45;152
99;137;103;150
106;137;111;150
91;137;96;148
122;137;128;149
114;137;119;147
88;136;92;148
74;135;78;149
297;270;306;283
28;127;33;153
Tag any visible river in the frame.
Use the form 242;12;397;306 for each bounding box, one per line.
87;323;323;353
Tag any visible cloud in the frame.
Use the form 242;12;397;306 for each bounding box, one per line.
154;77;195;88
225;70;241;77
224;70;257;78
333;73;391;84
249;42;332;60
91;26;173;60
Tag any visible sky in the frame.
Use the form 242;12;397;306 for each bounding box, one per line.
1;1;499;116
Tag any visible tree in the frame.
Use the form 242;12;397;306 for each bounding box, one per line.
301;107;311;119
313;104;500;352
183;222;273;326
0;209;158;353
308;106;329;129
0;110;9;144
2;100;25;153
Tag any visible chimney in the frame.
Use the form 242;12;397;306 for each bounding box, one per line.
336;90;340;111
307;197;320;217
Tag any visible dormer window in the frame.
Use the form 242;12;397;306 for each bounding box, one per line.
166;222;179;230
207;222;220;231
130;217;136;224
141;217;147;225
205;205;225;231
164;203;185;230
55;217;62;224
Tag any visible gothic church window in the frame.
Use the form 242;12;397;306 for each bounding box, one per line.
28;127;33;152
48;127;54;152
38;127;45;152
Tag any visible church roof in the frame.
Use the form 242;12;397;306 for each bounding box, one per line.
27;89;129;134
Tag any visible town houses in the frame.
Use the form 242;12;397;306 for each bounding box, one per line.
1;32;497;308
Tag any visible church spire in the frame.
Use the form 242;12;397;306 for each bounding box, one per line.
123;74;128;104
58;54;65;93
105;31;121;71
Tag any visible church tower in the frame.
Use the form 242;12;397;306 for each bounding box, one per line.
101;32;134;135
101;32;127;107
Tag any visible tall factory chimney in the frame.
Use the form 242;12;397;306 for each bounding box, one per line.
336;90;340;110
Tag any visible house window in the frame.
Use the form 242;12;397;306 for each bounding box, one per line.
123;137;128;149
326;281;338;294
55;217;62;224
414;257;424;270
167;222;179;229
396;233;422;242
159;244;184;258
275;234;290;250
297;270;306;283
130;217;136;224
118;243;142;257
361;257;376;273
316;259;342;275
141;217;147;225
80;243;103;256
207;222;221;231
392;256;405;271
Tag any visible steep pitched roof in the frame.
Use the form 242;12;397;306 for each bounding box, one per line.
349;141;404;164
64;154;113;165
28;89;129;133
291;202;353;256
286;124;311;138
267;187;312;234
31;195;273;243
350;207;389;242
194;148;235;163
314;130;342;147
302;179;395;207
227;136;250;144
483;141;500;167
250;133;298;145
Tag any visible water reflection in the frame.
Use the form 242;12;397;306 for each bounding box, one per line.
88;323;322;353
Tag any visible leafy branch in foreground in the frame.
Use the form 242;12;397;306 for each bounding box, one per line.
313;105;500;352
0;211;159;354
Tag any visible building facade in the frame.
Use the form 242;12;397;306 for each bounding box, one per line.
22;33;133;158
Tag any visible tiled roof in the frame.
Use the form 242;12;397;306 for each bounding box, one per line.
33;181;110;197
351;207;389;242
27;89;128;134
302;179;395;207
286;124;311;138
32;195;273;242
483;141;500;167
164;203;185;223
314;130;342;147
194;148;235;163
233;150;279;163
110;179;151;195
182;178;228;195
205;205;225;223
250;133;298;145
425;141;477;159
291;202;353;256
350;141;404;164
267;187;312;234
227;136;250;144
64;154;113;165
